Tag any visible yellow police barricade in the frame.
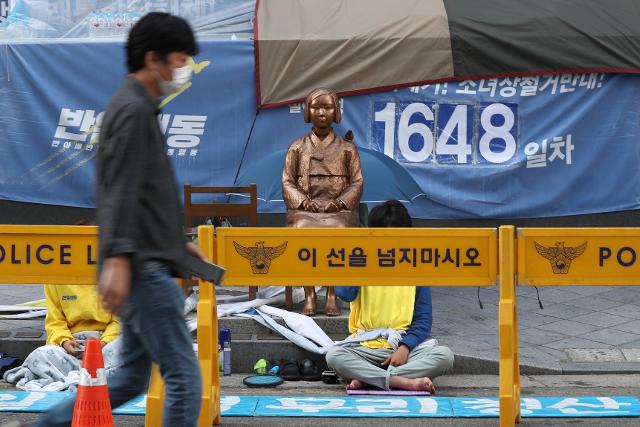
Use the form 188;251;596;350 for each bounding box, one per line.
509;227;640;426
146;225;220;427
210;226;510;425
0;225;219;427
0;225;514;425
0;225;98;285
498;226;520;427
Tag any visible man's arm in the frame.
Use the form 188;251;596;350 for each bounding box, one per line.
334;286;360;302
97;102;147;313
399;286;433;350
99;102;148;259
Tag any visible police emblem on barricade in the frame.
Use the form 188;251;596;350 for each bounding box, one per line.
534;241;587;274
233;241;287;274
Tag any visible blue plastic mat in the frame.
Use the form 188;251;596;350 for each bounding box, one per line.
1;392;639;418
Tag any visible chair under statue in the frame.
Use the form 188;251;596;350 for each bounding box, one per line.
183;183;294;309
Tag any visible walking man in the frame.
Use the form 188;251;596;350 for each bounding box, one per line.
33;12;204;427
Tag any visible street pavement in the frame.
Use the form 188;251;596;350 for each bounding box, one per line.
2;375;640;426
2;283;640;373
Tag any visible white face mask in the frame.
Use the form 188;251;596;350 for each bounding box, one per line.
158;65;192;96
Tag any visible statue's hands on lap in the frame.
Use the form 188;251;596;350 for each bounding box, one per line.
302;198;321;213
324;199;342;213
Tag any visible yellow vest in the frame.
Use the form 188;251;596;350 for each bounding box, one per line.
349;286;415;349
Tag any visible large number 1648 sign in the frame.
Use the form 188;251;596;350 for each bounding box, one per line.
372;101;519;165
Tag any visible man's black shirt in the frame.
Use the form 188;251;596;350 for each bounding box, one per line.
97;76;187;277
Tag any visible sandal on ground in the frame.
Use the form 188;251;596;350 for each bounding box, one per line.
300;358;322;381
280;358;301;381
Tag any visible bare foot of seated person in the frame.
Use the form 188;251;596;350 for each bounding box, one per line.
347;376;436;394
346;378;366;390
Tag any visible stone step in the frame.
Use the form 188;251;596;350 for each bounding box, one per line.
225;339;498;375
218;313;350;336
219;308;349;374
228;339;330;374
5;330;640;376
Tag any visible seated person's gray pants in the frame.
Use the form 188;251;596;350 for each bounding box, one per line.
326;345;454;390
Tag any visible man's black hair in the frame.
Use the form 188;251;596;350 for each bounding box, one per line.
368;200;412;228
126;12;198;73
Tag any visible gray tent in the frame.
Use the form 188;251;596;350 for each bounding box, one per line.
255;0;640;107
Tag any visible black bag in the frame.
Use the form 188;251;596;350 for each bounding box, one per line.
0;352;23;376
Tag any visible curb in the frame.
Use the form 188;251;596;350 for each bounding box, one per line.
3;334;640;375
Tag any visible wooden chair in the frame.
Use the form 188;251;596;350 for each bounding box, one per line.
183;184;293;309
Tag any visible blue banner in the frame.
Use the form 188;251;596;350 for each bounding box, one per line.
243;73;640;219
1;39;640;219
0;39;256;208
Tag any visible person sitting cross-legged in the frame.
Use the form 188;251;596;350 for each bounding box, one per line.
325;200;454;393
2;282;122;392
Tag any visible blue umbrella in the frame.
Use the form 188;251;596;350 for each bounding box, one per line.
235;147;426;204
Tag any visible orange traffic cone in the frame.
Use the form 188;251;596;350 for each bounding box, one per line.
71;338;114;427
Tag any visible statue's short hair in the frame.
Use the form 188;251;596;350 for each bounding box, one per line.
303;88;341;124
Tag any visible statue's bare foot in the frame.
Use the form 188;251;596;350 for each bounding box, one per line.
302;296;317;316
324;296;341;316
347;379;366;390
302;287;317;316
324;288;341;316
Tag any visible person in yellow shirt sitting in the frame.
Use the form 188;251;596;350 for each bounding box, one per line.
325;200;454;393
45;283;121;357
3;221;122;392
45;218;121;359
3;283;122;392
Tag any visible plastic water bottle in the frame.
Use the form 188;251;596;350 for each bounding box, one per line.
219;328;231;376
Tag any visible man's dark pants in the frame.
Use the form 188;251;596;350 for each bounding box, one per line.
35;262;202;427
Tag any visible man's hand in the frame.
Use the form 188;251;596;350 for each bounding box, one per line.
382;344;410;367
186;241;208;262
302;199;321;213
98;256;131;315
62;340;82;358
324;199;343;213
